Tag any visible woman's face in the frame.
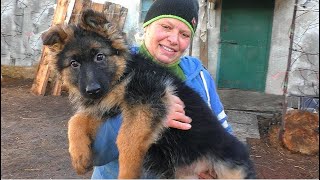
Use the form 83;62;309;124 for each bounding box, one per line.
144;18;192;64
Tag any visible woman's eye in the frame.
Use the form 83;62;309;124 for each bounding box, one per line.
70;60;80;68
161;25;170;29
182;33;190;38
96;53;105;62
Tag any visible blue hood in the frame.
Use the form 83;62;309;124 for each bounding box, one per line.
179;56;204;82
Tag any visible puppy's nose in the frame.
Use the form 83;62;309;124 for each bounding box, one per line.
86;83;101;95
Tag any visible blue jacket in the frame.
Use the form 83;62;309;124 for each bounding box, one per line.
91;56;233;179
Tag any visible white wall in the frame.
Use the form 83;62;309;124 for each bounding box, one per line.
265;0;296;95
287;0;319;96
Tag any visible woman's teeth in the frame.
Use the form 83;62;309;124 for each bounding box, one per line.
162;45;174;52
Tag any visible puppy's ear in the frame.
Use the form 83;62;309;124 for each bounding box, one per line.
42;25;67;45
41;25;69;52
80;9;127;53
81;9;109;29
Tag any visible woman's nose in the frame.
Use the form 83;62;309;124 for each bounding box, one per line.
167;32;178;45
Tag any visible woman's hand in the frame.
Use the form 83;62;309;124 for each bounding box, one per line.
198;170;217;179
165;94;192;130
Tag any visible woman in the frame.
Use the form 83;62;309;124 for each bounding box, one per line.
91;0;232;178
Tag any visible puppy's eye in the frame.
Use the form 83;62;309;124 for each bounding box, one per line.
70;60;80;68
96;53;105;62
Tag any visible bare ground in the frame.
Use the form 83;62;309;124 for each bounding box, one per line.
1;77;319;179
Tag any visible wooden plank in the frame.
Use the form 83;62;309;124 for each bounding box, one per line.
200;39;208;68
30;48;51;95
103;2;128;31
64;0;75;24
91;2;104;12
113;4;121;25
52;0;76;96
31;0;69;96
52;77;63;96
52;0;70;24
106;2;115;22
118;8;128;31
69;0;86;24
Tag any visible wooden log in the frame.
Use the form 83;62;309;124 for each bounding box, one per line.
30;48;51;95
51;0;77;96
31;0;69;96
118;8;128;31
69;0;89;24
103;2;127;31
113;4;121;24
52;77;63;96
91;2;104;12
200;39;208;68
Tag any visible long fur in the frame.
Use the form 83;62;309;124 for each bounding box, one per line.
41;9;256;179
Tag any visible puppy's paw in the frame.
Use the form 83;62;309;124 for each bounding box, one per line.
69;139;93;174
67;113;101;174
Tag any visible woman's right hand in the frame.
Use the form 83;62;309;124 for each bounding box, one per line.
165;94;192;130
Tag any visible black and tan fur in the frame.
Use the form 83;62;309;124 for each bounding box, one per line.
42;9;256;179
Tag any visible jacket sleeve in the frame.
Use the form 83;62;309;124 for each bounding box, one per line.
92;114;122;166
202;69;233;134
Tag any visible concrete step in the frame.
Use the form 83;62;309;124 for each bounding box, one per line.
218;89;283;113
226;110;261;143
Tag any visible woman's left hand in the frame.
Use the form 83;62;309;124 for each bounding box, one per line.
165;94;192;130
198;170;217;179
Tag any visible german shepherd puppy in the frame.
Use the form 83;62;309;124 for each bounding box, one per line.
41;9;256;179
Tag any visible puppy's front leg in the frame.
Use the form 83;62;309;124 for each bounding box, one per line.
68;112;101;174
117;105;163;179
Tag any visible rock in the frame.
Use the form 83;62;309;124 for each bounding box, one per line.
282;110;319;155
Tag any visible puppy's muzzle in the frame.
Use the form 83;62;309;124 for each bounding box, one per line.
86;83;102;98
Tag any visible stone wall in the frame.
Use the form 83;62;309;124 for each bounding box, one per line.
1;0;55;66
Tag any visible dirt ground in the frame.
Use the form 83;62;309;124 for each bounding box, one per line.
1;77;319;179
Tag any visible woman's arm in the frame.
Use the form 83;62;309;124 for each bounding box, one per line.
202;69;233;134
92;114;121;166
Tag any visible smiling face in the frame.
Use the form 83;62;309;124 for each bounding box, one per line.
143;18;192;64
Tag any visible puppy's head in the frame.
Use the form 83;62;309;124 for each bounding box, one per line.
41;9;128;101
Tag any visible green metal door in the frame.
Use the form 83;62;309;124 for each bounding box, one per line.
218;0;274;91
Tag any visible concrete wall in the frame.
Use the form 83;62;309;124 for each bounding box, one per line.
1;0;55;66
265;0;295;95
266;0;319;96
